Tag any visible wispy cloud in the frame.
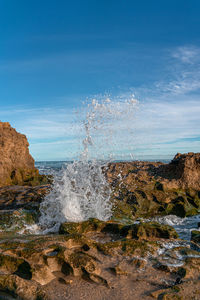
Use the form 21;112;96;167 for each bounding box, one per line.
1;93;200;160
130;45;200;157
0;106;82;160
153;45;200;95
171;46;200;64
1;44;200;160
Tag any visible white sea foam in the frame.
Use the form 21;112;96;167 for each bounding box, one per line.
152;214;200;240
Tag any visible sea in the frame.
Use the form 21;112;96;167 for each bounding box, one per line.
34;98;200;244
35;160;200;242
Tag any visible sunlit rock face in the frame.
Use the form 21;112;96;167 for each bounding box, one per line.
158;152;200;190
0;121;43;186
105;152;200;219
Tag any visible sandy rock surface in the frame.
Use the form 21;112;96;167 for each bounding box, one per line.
0;219;199;300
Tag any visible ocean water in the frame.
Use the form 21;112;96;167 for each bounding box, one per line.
35;160;200;241
35;98;200;240
35;158;171;174
35;161;70;175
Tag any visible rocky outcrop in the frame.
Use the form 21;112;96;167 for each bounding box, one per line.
0;185;51;232
157;152;200;190
105;152;200;219
0;218;199;300
0;122;49;186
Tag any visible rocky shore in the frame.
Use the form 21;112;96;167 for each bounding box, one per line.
0;218;199;300
0;123;200;299
0;153;199;299
106;152;200;220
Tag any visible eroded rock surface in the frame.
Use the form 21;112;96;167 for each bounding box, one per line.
0;122;49;186
0;185;51;232
0;151;199;299
105;152;200;219
0;218;199;300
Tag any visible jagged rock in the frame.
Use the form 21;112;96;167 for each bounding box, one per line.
0;121;49;186
0;185;50;210
0;219;199;300
105;152;200;219
158;152;200;190
59;219;178;240
191;230;200;244
0;274;47;300
0;185;51;232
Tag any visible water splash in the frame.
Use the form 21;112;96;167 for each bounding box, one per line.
38;96;138;232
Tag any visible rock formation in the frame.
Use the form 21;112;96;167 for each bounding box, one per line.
0;218;199;299
158;152;200;190
0;150;199;299
105;152;200;219
0;121;48;186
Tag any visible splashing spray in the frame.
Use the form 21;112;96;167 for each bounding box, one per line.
38;96;138;233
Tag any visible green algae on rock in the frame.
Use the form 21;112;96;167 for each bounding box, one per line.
59;219;178;240
191;230;200;244
0;217;199;300
105;153;200;220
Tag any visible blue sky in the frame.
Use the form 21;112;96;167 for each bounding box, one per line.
0;0;200;160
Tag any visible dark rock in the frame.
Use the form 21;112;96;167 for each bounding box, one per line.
126;192;138;205
155;181;164;191
191;230;200;244
14;261;32;280
59;219;178;241
130;222;178;240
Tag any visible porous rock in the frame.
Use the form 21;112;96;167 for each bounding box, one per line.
105;152;200;219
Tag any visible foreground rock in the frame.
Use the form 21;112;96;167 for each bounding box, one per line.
106;152;200;219
0;185;51;232
0;152;200;233
0;122;49;186
0;218;199;300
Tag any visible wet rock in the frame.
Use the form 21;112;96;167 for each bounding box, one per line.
151;280;200;300
191;230;200;244
130;257;147;269
0;185;51;232
0;185;51;210
130;222;178;240
0;219;198;300
0;254;25;274
59;219;178;241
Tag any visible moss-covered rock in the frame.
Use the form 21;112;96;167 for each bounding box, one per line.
0;209;38;232
0;254;24;274
130;222;178;240
60;219;178;242
59;218;106;235
191;230;200;244
105;156;200;219
0;274;47;300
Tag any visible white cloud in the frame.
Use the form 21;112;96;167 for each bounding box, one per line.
150;45;200;95
1;45;200;160
1;89;200;161
171;46;200;64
